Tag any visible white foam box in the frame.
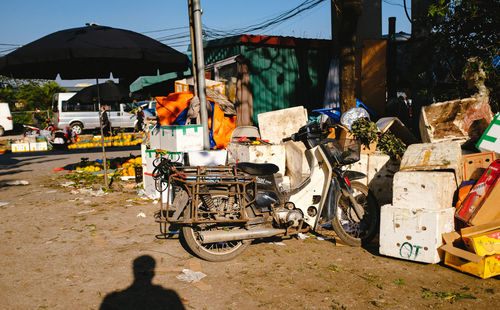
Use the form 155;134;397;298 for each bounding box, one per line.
11;143;30;152
379;205;455;264
149;125;203;152
29;142;48;151
348;154;400;205
393;171;456;210
257;106;308;144
186;150;227;166
400;141;462;186
226;142;286;175
141;145;183;202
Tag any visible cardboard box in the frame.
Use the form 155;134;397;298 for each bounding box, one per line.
461;219;500;257
462;226;500;257
379;205;455;264
462;152;496;181
456;160;500;225
11;143;30;152
441;231;500;279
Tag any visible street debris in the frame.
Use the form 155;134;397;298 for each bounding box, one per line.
77;209;95;215
136;212;146;218
70;188;107;197
6;180;29;186
298;232;310;240
176;269;206;283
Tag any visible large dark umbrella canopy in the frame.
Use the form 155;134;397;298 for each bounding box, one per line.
0;25;189;80
67;81;143;105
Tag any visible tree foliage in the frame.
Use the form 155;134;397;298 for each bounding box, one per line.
424;0;499;106
0;76;67;111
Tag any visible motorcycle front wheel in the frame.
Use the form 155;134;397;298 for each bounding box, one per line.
181;195;251;262
331;181;379;246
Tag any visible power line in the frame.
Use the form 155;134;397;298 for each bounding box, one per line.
149;0;327;44
383;0;410;10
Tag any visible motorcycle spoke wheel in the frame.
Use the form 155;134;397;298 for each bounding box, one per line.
331;182;379;246
181;195;250;262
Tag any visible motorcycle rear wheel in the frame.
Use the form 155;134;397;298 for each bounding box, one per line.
331;181;379;246
181;195;251;262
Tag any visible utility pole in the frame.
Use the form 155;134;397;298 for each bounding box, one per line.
188;0;210;150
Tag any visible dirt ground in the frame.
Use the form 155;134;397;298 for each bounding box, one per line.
0;149;499;310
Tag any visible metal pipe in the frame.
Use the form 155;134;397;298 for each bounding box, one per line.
96;78;108;187
189;0;210;150
387;17;397;100
199;227;286;244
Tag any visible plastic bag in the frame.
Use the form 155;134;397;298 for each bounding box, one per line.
340;107;370;130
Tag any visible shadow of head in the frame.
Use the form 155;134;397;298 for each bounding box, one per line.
133;255;155;282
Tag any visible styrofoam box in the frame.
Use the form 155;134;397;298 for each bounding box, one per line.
149;125;203;152
12;143;30;152
379;205;455;264
187;150;227;166
29;142;48;151
348;154;401;205
226;143;286;175
393;171;456;210
141;145;183;202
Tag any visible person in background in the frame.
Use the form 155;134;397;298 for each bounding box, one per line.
64;126;77;145
135;106;144;132
32;108;44;129
101;105;112;136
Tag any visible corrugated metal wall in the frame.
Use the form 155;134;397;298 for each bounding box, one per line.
204;40;331;124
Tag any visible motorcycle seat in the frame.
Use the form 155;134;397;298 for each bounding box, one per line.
236;162;279;176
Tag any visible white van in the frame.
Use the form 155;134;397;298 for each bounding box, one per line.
52;93;138;134
0;102;14;136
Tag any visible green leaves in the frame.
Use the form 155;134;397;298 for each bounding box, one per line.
349;118;407;159
378;130;407;160
351;118;378;147
421;287;476;303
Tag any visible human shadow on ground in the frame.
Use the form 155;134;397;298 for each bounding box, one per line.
99;255;185;310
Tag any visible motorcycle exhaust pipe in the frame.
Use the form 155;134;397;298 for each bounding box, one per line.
199;227;286;244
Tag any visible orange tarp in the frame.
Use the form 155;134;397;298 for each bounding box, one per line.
155;91;235;149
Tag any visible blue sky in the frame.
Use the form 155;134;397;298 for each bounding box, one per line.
0;0;411;85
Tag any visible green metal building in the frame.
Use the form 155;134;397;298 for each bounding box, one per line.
203;35;333;124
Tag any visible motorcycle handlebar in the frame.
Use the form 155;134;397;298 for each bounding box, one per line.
282;136;293;142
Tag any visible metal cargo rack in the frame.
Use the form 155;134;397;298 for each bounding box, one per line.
156;165;257;225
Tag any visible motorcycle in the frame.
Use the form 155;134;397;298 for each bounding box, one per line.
23;118;59;137
153;121;379;261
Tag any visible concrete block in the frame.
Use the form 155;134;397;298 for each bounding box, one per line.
393;171;456;210
379;205;455;264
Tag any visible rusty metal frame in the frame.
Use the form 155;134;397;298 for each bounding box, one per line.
156;165;256;225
